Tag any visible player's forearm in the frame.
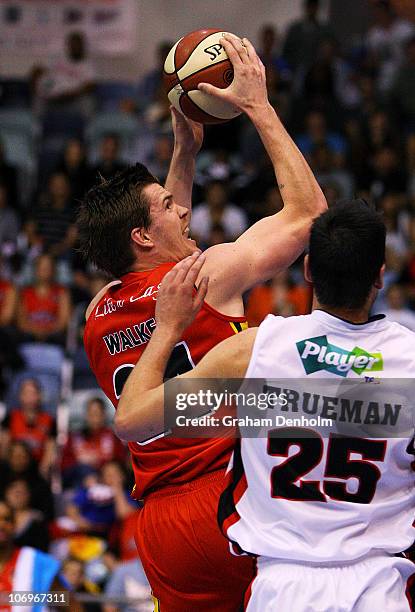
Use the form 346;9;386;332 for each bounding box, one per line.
164;148;196;211
248;103;327;218
115;327;178;441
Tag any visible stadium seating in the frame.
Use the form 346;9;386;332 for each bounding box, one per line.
5;343;65;414
85;111;140;163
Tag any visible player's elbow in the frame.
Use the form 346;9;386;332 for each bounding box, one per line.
113;409;138;442
113;412;130;442
114;402;154;443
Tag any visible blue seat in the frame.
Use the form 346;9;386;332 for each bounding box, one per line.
20;343;65;373
95;81;137;112
0;110;39;171
72;346;99;391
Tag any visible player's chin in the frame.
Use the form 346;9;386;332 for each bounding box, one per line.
184;237;198;254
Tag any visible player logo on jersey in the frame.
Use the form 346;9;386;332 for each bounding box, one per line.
296;335;383;377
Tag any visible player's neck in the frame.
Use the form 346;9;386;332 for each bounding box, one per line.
312;298;372;324
130;253;174;273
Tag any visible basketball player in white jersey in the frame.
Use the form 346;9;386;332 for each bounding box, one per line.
117;199;415;611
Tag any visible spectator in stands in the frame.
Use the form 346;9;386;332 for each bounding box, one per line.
0;501;68;608
61;397;126;488
282;0;333;73
295;111;347;168
310;143;355;199
300;37;342;113
136;41;173;109
391;36;415;128
146;135;173;185
190;180;248;246
57;139;92;203
0;440;54;520
0;183;19;249
257;24;291;82
196;148;243;187
398;215;415;301
0;379;56;477
382;283;415;330
60;557;100;611
367;0;414;93
0;141;18;209
17;253;71;345
25;172;77;259
4;478;48;552
0;262;17;329
91;134;127;183
0;263;21;399
36;31;96;117
363;146;408;198
104;558;152;612
246;270;312;327
381;191;408;258
64;460;135;536
364;110;402;158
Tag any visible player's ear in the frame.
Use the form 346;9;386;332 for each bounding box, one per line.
131;227;154;249
303;254;312;283
374;264;385;290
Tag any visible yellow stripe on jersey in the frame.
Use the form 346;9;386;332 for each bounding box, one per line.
152;594;160;611
230;321;248;334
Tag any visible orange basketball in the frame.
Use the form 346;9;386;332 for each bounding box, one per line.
163;29;242;124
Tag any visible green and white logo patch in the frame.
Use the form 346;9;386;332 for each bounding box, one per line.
296;335;383;377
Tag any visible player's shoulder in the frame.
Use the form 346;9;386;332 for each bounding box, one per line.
259;312;312;329
384;317;415;343
85;280;121;321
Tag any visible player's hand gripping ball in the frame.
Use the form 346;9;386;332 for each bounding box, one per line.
163;29;242;124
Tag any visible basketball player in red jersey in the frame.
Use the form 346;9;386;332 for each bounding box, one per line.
79;35;327;611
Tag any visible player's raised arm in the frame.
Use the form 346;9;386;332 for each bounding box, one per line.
164;107;203;211
115;252;255;443
198;34;327;301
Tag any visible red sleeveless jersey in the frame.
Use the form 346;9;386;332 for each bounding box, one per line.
84;262;247;499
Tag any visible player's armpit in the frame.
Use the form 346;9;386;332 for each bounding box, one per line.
202;209;309;308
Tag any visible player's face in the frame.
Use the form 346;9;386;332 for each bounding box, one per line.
144;183;198;262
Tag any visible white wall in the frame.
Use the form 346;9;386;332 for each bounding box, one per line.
2;0;329;81
97;0;305;80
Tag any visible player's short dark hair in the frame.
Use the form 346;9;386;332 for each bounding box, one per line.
309;199;386;309
77;163;158;277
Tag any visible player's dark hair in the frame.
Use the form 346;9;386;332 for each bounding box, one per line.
77;163;158;277
309;199;386;309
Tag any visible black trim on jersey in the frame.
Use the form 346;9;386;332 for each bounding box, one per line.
232;321;244;333
315;309;386;325
217;439;248;549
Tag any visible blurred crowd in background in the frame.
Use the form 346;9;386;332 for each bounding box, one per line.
1;0;415;608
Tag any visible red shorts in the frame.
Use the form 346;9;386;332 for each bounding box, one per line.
134;469;255;611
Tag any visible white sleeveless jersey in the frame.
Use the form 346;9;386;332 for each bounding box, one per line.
219;310;415;562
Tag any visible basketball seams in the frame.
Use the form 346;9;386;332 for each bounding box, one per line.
179;58;231;91
179;94;223;124
177;32;229;81
174;28;222;72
